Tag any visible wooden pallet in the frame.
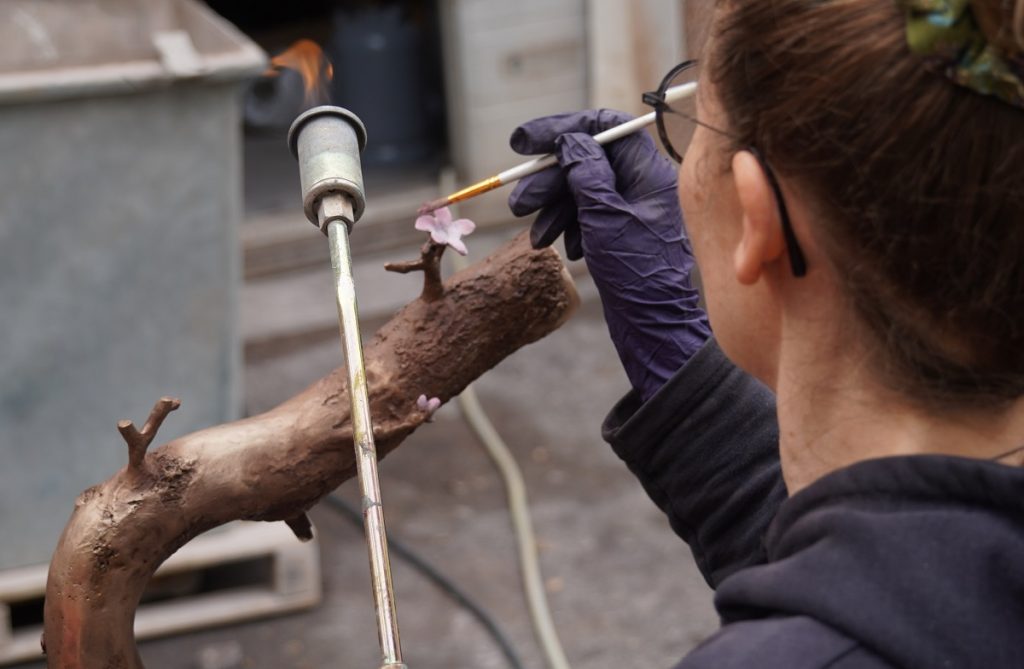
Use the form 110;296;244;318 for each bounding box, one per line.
0;521;321;666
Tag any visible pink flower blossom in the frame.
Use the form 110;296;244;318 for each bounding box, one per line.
416;394;442;422
417;394;442;412
415;207;476;256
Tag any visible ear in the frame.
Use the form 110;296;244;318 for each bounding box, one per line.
731;151;787;285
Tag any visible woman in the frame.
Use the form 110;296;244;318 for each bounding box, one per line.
509;0;1024;666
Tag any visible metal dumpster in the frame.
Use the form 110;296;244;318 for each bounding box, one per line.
0;0;265;570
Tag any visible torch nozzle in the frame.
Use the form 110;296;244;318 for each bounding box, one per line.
288;105;367;232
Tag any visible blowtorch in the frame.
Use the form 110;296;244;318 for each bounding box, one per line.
288;106;407;669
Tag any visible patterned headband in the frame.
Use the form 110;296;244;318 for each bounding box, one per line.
899;0;1024;109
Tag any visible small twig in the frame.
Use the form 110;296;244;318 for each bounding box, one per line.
117;397;181;470
116;422;146;468
384;241;446;302
141;397;181;440
284;513;315;542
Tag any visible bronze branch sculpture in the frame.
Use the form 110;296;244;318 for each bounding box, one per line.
42;232;578;669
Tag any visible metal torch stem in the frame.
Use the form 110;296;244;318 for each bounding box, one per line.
326;217;406;669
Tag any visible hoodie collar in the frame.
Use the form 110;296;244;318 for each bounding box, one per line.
716;455;1024;668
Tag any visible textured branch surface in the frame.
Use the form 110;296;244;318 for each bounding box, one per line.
384;240;446;301
43;232;578;669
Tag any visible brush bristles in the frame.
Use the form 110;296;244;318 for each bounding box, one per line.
417;197;451;216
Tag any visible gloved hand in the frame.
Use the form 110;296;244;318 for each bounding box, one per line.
508;109;711;401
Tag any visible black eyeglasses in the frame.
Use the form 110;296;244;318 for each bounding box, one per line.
642;60;808;277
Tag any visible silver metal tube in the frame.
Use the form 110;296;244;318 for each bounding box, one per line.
326;216;406;669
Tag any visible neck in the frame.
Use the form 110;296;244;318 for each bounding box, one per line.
774;334;1024;494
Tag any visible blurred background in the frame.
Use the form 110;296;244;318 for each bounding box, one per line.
0;1;718;667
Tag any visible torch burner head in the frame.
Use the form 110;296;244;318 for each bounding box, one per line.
288;105;368;233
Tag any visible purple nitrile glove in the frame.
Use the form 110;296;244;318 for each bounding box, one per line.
508;109;711;401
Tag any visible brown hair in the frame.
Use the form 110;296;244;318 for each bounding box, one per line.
708;0;1024;407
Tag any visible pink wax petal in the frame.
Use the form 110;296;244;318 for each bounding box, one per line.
429;228;449;246
415;215;437;232
433;206;453;225
448;237;468;255
451;218;476;236
416;395;442;413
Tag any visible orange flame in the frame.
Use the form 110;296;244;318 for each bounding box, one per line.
266;39;334;107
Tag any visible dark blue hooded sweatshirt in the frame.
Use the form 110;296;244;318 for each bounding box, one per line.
602;339;1024;668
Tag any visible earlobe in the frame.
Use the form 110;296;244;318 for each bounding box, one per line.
731;151;787;285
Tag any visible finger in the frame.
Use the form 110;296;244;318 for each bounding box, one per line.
530;198;578;249
509;167;566;217
555;133;631;213
600;128;677;199
510;109;636;155
557;133;685;257
563;218;584;261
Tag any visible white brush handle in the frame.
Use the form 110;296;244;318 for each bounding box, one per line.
496;81;697;185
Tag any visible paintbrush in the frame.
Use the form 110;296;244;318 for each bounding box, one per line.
418;81;697;215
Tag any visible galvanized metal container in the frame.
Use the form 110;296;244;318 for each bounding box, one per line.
0;0;265;569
